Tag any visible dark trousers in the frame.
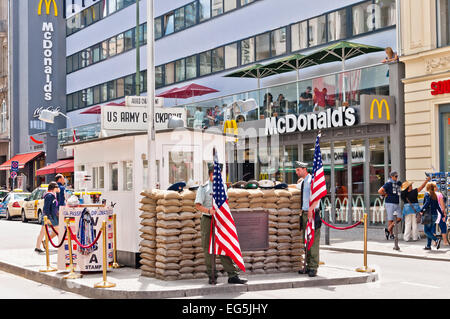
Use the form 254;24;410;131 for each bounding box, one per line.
300;211;321;270
201;215;238;278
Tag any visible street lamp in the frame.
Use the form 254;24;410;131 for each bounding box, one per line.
147;0;156;189
38;109;77;142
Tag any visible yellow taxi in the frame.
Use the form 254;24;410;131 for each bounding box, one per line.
1;190;31;220
20;184;48;223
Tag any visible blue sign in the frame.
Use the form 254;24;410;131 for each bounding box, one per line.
11;161;19;172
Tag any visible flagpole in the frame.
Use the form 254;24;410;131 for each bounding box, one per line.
211;147;217;285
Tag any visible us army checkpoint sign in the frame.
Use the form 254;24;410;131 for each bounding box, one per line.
57;206;114;272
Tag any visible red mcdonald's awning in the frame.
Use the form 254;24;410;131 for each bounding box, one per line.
36;159;74;176
0;152;44;171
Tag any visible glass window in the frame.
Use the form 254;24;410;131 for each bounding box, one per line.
225;43;238;69
125;74;135;96
139;24;146;45
308;15;326;47
328;9;347;41
109;0;117;15
291;21;308;52
241;0;254;5
67;94;73;112
92;44;100;63
374;0;396;29
101;83;108;102
67;56;73;74
283;145;298;184
224;0;237;12
351;140;366;222
438;0;450;46
271;27;286;57
332;141;349;224
369;137;386;224
110;163;118;191
164;12;174;35
108;81;116;100
443;112;450;171
256;32;270;61
199;0;211;21
92;2;101;23
155;17;163;39
241;37;255;65
212;47;225;72
212;0;223;17
84;9;94;26
165;62;175;85
185;2;197;27
93;85;100;104
199;51;212;76
124;29;134;51
156;66;164;88
81;48;92;68
169;152;194;185
353;1;374;35
117;0;125;10
186;56;197;79
123;161;133;191
116;78;125;97
101;40;109;60
175;7;185;32
99;166;105;189
85;87;93;106
116;33;124;54
175;59;186;82
109;37;117;57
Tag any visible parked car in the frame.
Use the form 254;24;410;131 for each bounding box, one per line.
0;189;9;201
0;190;32;220
20;184;48;223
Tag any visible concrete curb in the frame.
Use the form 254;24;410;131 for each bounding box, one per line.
321;246;450;262
0;259;378;299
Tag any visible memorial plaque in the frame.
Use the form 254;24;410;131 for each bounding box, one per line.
232;210;269;251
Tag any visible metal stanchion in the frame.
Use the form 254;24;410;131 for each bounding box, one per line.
39;216;57;273
356;213;375;273
63;218;83;280
94;221;116;288
111;214;121;269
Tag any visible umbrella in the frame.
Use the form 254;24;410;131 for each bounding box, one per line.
156;87;180;105
80;101;125;115
224;64;279;89
170;83;219;99
304;41;385;102
262;54;318;107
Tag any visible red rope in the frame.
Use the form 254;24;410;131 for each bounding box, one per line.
321;219;363;230
49;223;59;236
44;224;67;248
67;226;102;249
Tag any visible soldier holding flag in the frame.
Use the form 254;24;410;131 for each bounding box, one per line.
195;161;247;285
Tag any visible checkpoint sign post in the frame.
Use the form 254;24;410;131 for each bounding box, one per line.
11;161;19;189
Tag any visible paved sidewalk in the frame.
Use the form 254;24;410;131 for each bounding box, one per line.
0;248;377;299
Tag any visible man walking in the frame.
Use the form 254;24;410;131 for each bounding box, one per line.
195;163;247;285
293;161;322;277
378;171;403;240
55;174;66;207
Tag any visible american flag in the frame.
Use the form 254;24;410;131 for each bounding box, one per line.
209;154;245;272
305;134;327;250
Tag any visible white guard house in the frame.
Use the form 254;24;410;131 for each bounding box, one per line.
63;128;232;267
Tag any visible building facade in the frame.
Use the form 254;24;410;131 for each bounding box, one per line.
400;0;450;186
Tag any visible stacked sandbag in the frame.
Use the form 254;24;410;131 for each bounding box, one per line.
138;189;159;277
227;189;250;210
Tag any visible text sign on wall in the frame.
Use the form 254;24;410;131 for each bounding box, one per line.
101;106;186;131
431;80;450;96
232;210;269;251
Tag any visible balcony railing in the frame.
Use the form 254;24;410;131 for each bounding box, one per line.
58;63;390;147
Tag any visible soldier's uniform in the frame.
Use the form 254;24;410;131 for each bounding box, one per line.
195;171;238;280
296;161;321;276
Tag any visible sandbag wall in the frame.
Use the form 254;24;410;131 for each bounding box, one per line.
139;187;304;280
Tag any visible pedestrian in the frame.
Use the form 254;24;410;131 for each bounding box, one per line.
34;182;60;253
378;171;402;240
293;161;322;277
298;86;313;114
400;176;430;241
381;47;399;63
55;174;66;207
194;163;247;285
435;183;449;245
420;182;444;250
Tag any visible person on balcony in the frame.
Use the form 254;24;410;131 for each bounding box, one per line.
298;86;313;114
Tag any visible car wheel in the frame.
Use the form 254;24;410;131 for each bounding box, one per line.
21;210;28;223
5;209;11;221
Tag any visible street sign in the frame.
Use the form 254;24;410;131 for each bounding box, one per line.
125;96;164;108
11;161;19;172
10;171;17;179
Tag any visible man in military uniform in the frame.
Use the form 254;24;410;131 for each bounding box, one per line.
195;163;248;285
294;161;321;277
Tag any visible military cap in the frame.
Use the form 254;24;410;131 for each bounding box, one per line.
258;179;275;189
274;182;288;189
167;181;186;192
232;181;247;189
294;161;309;168
245;180;259;189
186;180;200;191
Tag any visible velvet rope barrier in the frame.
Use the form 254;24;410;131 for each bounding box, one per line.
320;218;363;230
49;223;59;236
67;226;102;250
44;224;67;248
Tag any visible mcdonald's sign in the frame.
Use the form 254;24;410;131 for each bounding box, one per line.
38;0;58;17
224;120;238;142
360;95;395;124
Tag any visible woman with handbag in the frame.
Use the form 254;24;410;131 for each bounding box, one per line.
401;177;430;242
421;182;444;250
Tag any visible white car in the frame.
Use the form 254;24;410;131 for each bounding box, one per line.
1;191;31;220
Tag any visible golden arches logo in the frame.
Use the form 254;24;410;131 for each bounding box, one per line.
224;120;238;142
370;99;390;121
38;0;58;16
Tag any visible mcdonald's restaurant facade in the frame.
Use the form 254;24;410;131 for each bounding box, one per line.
228;63;406;227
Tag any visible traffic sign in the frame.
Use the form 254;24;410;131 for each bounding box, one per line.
11;161;19;172
10;171;17;179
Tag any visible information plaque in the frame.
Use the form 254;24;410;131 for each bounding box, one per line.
232;210;269;251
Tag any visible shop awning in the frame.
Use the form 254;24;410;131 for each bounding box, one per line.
36;159;74;176
0;152;44;171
